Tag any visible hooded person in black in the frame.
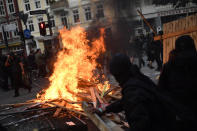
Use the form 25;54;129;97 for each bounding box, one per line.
5;53;31;97
158;35;197;130
99;53;176;131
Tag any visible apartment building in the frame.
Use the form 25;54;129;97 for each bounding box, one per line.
50;0;106;31
0;0;23;54
17;0;58;55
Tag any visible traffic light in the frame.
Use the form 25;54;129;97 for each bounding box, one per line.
39;22;46;36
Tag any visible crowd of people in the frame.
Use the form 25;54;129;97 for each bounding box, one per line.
0;34;196;130
129;33;163;71
0;48;56;97
94;35;197;131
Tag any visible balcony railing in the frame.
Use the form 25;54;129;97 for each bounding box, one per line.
50;0;69;12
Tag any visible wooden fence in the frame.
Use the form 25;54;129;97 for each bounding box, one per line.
163;13;197;63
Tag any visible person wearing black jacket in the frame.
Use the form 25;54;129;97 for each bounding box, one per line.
158;35;197;131
0;52;9;91
98;53;176;131
5;53;31;97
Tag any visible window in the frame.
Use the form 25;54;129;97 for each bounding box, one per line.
61;13;67;26
12;22;19;38
24;0;31;11
37;17;43;23
46;0;49;6
7;0;15;14
28;20;34;32
61;13;68;28
35;0;41;9
73;9;80;23
50;16;55;27
97;4;104;18
0;32;3;43
0;0;5;15
84;7;92;21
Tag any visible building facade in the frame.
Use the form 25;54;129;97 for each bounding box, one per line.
132;0;197;36
0;0;24;54
50;0;106;30
17;0;58;55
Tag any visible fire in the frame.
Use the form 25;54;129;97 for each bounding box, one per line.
37;26;108;110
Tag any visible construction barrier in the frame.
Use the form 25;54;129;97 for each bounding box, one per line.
162;13;197;63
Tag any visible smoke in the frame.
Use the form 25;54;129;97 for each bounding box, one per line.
86;0;135;54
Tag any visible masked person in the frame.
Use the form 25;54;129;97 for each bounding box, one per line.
94;53;177;131
159;35;197;131
5;53;31;97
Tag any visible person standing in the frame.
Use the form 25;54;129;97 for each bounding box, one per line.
147;38;162;71
35;49;46;77
94;53;177;131
5;53;31;97
158;35;197;130
0;52;9;91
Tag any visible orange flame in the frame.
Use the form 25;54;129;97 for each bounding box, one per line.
37;26;108;110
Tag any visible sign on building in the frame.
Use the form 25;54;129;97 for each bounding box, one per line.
30;10;47;15
4;24;17;32
158;7;197;17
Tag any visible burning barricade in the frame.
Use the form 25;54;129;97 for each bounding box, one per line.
0;27;126;131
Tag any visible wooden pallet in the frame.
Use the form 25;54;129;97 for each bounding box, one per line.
82;102;124;131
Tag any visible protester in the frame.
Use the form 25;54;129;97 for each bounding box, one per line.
45;47;54;76
146;36;162;71
5;52;31;97
158;35;197;130
0;51;9;91
129;36;145;68
35;49;46;77
93;53;176;131
28;50;36;69
0;124;7;131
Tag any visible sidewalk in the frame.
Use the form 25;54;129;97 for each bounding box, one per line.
0;78;49;105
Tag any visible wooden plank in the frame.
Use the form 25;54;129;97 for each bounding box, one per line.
162;13;197;63
82;102;124;131
137;10;157;36
163;22;168;63
169;23;173;62
165;23;170;63
154;26;197;41
90;87;97;108
53;101;66;117
47;101;87;116
82;102;111;131
94;88;104;104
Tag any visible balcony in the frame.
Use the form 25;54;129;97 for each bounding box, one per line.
50;0;69;13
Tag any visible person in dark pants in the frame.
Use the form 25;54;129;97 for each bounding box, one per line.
0;124;7;131
136;36;145;69
147;38;162;71
35;49;46;77
158;35;197;131
94;53;177;131
0;52;10;91
129;37;145;68
146;37;155;69
153;40;162;71
5;53;31;97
